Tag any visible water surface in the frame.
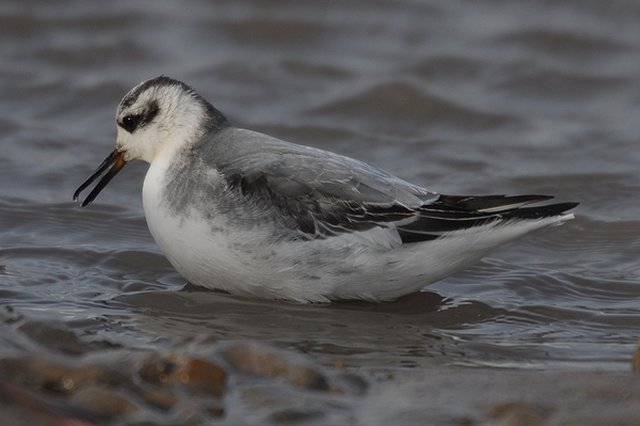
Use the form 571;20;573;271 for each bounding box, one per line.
1;0;639;424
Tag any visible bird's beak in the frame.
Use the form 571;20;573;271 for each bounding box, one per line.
73;149;127;207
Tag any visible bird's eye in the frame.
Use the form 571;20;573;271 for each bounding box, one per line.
121;114;142;133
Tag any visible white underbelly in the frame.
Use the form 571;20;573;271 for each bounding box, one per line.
139;152;546;302
141;192;438;302
142;158;337;300
143;168;254;288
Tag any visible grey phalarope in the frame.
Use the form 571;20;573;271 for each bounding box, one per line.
74;76;578;302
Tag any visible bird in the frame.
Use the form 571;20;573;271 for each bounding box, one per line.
73;76;578;303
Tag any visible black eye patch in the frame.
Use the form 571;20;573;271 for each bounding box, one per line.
121;114;143;133
119;101;160;133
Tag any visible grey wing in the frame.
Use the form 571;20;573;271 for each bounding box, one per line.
212;128;577;242
223;157;434;238
213;129;437;206
209;128;434;239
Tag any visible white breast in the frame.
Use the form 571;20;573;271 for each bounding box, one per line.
142;152;241;289
141;148;331;301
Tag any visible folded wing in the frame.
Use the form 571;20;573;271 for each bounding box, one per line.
215;129;578;243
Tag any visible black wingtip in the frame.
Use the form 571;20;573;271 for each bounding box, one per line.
397;196;579;244
507;201;579;220
436;194;556;213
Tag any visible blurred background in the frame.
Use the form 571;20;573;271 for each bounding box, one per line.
1;0;640;424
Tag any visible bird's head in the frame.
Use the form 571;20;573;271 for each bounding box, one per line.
73;76;226;207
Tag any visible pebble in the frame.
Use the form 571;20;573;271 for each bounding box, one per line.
0;358;119;394
169;358;226;397
138;354;226;397
70;386;137;419
140;389;179;410
223;343;329;391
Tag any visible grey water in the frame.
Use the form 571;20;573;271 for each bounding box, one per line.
1;0;639;423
